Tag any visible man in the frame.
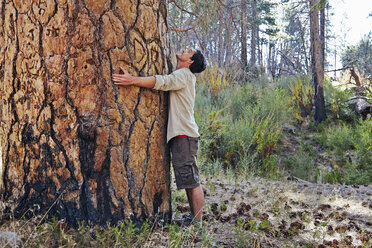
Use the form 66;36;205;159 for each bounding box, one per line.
112;49;207;225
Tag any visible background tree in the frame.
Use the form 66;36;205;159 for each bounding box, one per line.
342;32;372;76
0;0;171;226
310;0;327;123
241;0;248;73
250;0;257;67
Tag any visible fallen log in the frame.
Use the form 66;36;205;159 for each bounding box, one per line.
354;98;372;120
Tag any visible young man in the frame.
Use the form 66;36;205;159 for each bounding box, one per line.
112;49;207;224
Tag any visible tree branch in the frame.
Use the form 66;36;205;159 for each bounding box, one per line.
169;0;196;16
216;0;239;9
170;26;196;32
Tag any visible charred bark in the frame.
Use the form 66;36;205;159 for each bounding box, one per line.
0;0;171;226
310;0;327;124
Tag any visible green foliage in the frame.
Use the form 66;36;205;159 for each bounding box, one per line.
288;77;314;122
341;32;372;75
283;153;315;182
196;74;290;176
323;77;357;123
234;218;251;248
353;119;372;170
167;223;182;248
313;118;372;184
326;124;354;164
259;219;271;230
76;221;93;247
196;65;371;185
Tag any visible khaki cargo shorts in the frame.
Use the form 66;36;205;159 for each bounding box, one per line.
169;136;200;190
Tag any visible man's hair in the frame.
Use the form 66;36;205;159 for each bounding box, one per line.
190;49;207;73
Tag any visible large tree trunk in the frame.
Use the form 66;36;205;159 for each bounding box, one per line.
310;0;327;124
0;0;172;226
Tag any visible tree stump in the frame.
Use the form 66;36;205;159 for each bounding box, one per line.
0;0;172;226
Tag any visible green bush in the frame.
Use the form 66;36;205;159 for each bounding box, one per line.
323;78;358;123
326;124;355;164
283;153;315;182
353;119;372;170
195;70;290;176
196;65;371;184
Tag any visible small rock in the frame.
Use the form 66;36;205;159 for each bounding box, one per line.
318;204;332;211
0;231;22;247
289;221;305;230
219;215;231;223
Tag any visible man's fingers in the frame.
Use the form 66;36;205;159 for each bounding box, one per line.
120;66;128;74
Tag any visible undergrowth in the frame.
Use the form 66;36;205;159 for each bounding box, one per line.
195;65;372;185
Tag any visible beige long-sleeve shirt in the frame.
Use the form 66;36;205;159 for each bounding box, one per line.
153;68;199;143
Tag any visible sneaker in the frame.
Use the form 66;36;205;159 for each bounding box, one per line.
172;216;194;227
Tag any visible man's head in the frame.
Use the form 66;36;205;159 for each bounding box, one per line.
190;49;207;73
176;49;207;73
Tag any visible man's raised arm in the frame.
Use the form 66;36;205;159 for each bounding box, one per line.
112;67;156;88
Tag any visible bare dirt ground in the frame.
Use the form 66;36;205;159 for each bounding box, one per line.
163;175;372;247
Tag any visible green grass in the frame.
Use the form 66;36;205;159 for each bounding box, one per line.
195;65;372;185
195;71;291;177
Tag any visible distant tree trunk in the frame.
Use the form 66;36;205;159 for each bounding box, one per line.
241;0;248;72
299;20;310;73
0;0;171;226
218;10;224;67
268;43;273;77
250;0;257;66
310;0;327;123
224;8;233;66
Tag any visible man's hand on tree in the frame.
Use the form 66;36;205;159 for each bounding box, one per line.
112;67;156;88
112;67;136;86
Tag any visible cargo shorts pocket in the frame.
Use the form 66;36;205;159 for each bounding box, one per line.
175;164;196;186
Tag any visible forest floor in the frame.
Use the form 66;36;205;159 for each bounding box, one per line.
148;175;372;247
0;169;371;247
171;177;372;247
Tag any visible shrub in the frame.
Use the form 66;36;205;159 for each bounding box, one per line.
323;78;358;123
326;124;355;165
195;67;290;176
283;153;315;182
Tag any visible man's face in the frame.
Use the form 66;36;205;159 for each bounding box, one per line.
176;49;196;62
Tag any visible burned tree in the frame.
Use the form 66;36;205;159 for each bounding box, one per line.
0;0;171;226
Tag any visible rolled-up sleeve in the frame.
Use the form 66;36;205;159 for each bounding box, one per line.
153;69;189;91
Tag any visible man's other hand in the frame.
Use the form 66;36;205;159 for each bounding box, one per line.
112;67;156;88
112;67;135;86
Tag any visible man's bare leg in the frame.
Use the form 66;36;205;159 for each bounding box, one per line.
185;185;204;221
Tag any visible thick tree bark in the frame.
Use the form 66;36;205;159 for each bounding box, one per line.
0;0;171;226
310;0;327;124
